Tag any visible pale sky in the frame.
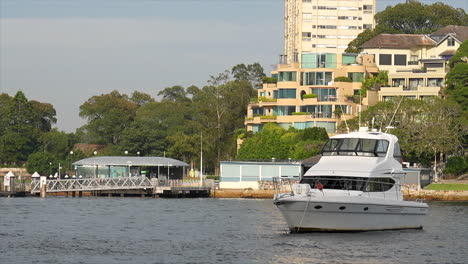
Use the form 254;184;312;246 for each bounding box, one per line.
1;0;467;132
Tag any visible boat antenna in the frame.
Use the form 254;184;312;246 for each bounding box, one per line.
338;103;350;133
385;96;404;133
358;104;361;130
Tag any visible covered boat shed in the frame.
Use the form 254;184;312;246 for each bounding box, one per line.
72;156;189;180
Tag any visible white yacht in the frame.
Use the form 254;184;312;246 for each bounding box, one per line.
274;129;428;232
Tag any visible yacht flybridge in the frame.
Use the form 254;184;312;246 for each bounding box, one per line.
274;129;428;232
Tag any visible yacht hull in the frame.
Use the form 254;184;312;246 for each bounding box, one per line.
275;198;427;232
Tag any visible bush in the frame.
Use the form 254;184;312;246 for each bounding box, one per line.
262;76;277;83
258;96;277;102
26;152;58;175
334;76;352;82
292;112;308;115
260;115;277;120
303;94;318;99
443;156;468;176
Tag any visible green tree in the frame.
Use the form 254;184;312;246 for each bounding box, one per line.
40;129;75;159
237;124;328;160
0;91;44;164
79;91;138;145
130;91;154;106
338;97;466;165
446;40;468;113
167;132;200;163
346;1;468;53
157;85;191;102
231;63;265;89
26;152;58;175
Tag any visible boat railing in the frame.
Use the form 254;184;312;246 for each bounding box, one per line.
272;177;299;196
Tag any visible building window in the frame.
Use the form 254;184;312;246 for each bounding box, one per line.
302;0;311;2
301;105;333;118
302;72;333;86
363;24;373;30
278;71;297;82
276;89;296;99
447;38;455;47
427;78;443;87
316;121;336;133
252;108;264;116
348;72;364;82
278;123;292;129
424;62;444;68
379;54;392;65
342;54;357;65
409;55;419;65
392;78;405;87
316;25;337;29
303;13;313;20
252;124;263;133
273;106;296;116
363;5;373;13
302;53;337;69
294;122;314;130
335;105;351;115
311;88;336;101
409;78;424;90
338;16;361;20
394;55;407;66
317;16;337;20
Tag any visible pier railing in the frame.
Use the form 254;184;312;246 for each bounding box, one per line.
30;177;215;193
31;176;153;193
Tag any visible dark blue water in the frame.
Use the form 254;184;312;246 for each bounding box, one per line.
0;198;466;264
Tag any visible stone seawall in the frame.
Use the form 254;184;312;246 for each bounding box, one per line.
0;168;30;177
213;188;468;201
404;190;468;201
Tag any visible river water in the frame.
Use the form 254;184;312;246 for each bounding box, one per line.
0;198;466;264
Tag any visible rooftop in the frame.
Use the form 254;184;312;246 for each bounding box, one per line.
430;25;468;43
360;34;436;49
73;156;189;167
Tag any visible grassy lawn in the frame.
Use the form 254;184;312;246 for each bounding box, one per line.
425;183;468;191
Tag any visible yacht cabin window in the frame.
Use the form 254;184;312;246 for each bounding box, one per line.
322;138;389;157
300;176;395;192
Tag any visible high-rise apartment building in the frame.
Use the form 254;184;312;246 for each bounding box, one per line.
283;0;375;64
244;0;377;135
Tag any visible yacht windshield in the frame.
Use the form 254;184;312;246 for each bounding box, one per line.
322;138;389;157
300;176;395;192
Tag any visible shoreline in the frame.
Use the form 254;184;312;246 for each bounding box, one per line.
212;189;468;201
4;189;468;201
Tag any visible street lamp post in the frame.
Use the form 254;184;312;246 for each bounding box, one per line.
93;151;98;178
69;151;74;176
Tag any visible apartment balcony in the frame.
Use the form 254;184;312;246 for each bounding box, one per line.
262;83;277;89
379;85;441;100
245;112;339;126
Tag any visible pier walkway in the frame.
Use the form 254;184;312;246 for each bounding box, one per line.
30;177;212;197
31;176;153;193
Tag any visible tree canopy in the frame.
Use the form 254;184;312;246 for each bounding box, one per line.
0;91;57;164
237;124;328;161
338;97;466;165
346;1;468;53
75;63;261;174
